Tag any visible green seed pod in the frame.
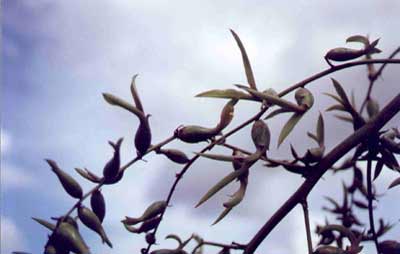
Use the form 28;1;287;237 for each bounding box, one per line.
54;222;90;254
175;125;217;143
313;246;345;254
124;216;162;234
251;120;271;152
325;47;365;62
122;200;167;225
366;98;380;118
378;240;400;254
78;205;112;248
135;115;152;157
295;88;314;109
46;159;83;199
103;138;123;183
215;99;237;131
90;189;106;223
157;148;190;164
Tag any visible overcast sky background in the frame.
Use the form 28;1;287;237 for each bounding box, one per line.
1;1;400;254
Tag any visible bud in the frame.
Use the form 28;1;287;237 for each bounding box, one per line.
251;120;270;152
103;138;123;183
157;148;190;164
313;246;345;254
378;240;400;254
135;115;152;157
295;88;314;109
325;47;364;62
175;125;217;143
122;200;167;225
216;99;237;131
46;159;83;199
90;189;106;223
78;205;112;248
55;222;90;254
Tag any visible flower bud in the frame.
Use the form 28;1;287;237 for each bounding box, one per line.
325;47;364;62
90;189;106;223
46;159;83;199
103;138;123;183
135;115;152;157
157;148;190;164
175;125;217;143
78;205;112;248
251;120;270;152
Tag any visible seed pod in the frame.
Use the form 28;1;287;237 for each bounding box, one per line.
122;200;167;225
215;99;237;131
378;240;400;254
325;47;365;62
103;138;123;183
251;120;270;152
156;148;190;164
295;88;314;109
150;249;187;254
145;232;156;245
313;246;345;254
78;205;112;248
124;216;162;234
90;189;106;223
175;125;217;143
46;159;83;199
54;222;90;254
135;115;152;157
366;98;379;118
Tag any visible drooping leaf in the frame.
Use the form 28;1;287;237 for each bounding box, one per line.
212;207;233;226
195;166;248;208
230;29;257;90
195;89;253;100
278;113;303;147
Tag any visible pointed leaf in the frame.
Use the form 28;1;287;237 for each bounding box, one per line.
326;104;347;112
264;107;292;119
331;79;352;109
102;93;145;120
346;35;369;47
389;177;400;189
334;114;353;123
195;152;235;162
195;166;248;207
195;89;254;100
317;113;325;146
130;74;144;112
324;92;343;104
212;207;233;225
373;159;384;181
32;217;56;231
278;113;303;147
230;29;257;90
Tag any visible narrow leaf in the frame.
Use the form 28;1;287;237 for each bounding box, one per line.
32;217;56;231
230;29;257;90
389;177;400;189
326;104;347;112
331;78;352;108
195;166;248;207
323;92;343;104
334;114;353;123
373;159;384;181
103;93;145;120
130;74;144;112
278;113;303;147
346;35;369;47
212;207;233;225
264;107;292;119
195;89;254;100
317;113;325;146
195;152;235;162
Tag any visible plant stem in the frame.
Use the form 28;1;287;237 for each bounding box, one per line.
359;47;400;114
244;93;400;254
366;155;379;253
301;199;313;254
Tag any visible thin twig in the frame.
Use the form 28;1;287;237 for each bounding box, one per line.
366;155;379;252
359;47;400;114
301;199;313;254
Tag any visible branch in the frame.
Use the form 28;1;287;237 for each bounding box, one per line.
301;199;313;254
366;155;379;252
244;93;400;254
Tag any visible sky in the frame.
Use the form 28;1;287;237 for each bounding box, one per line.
1;1;400;254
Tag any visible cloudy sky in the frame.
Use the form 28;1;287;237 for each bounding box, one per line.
2;1;400;254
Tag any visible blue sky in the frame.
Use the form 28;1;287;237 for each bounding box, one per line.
2;1;400;253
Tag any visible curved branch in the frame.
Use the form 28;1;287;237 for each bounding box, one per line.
244;93;400;254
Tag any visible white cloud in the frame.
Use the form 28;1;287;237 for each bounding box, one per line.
1;162;35;190
1;129;11;155
0;216;27;254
